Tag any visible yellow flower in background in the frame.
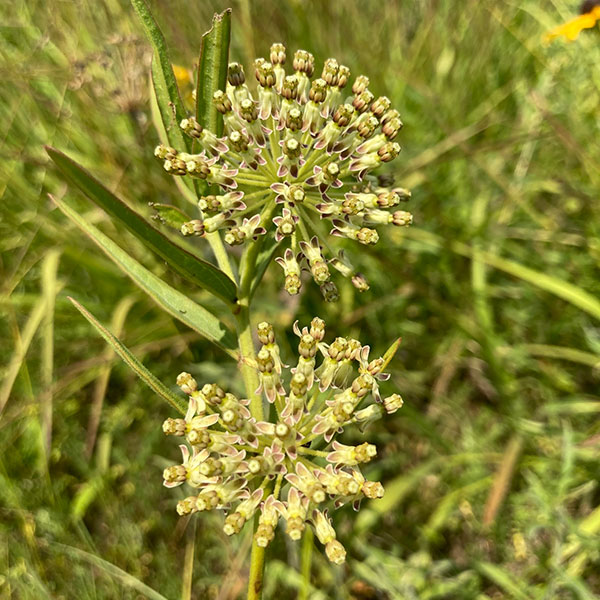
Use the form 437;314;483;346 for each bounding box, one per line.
172;64;193;86
172;64;195;109
544;4;600;42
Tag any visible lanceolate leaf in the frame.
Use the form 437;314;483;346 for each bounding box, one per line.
403;228;600;322
69;298;188;415
131;0;190;151
148;73;203;199
132;0;203;197
196;9;231;137
54;543;171;600
46;147;238;305
51;195;238;357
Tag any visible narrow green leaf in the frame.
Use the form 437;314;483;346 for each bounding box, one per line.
131;0;190;150
425;476;491;538
40;249;60;460
403;228;600;321
519;344;600;369
50;195;238;357
86;296;137;458
381;337;402;372
54;543;171;600
150;60;193;154
0;296;47;415
475;562;531;600
46;146;238;305
196;9;232;137
148;69;202;199
149;202;191;229
69;297;187;415
133;0;204;197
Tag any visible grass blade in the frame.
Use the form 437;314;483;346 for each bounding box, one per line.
86;295;137;457
46;147;238;305
402;228;600;321
51;195;238;357
0;296;47;415
54;543;171;600
69;297;188;415
482;435;523;526
196;9;232;137
40;249;60;460
475;562;531;600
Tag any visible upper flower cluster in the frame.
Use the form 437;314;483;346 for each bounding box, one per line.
154;43;412;300
162;318;403;564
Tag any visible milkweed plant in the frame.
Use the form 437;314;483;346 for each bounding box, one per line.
47;5;412;599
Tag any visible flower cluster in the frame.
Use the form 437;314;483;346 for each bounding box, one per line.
154;42;412;300
162;318;403;564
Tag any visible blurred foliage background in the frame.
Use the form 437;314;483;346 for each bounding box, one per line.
1;0;600;598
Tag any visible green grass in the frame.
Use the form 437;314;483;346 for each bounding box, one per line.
2;0;600;597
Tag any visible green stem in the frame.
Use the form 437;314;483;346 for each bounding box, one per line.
235;303;263;421
206;231;237;282
236;300;266;600
234;198;284;600
181;518;196;600
299;527;314;600
247;521;267;600
297;447;328;457
236;178;274;188
239;200;277;295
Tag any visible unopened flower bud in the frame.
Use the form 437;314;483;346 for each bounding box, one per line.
370;96;391;118
378;141;401;162
227;62;245;86
270;43;286;65
213;89;233;113
180;117;203;138
320;281;339;302
353;90;375;113
383;393;404;414
392;210;413;227
293;49;314;76
181;219;205;237
352;75;370;95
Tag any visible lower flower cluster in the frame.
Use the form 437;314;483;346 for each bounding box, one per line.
162;318;403;564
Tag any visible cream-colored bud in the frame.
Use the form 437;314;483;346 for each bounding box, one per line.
177;496;198;516
177;372;197;394
363;481;385;499
325;540;346;565
383;393;404;414
275;422;289;438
